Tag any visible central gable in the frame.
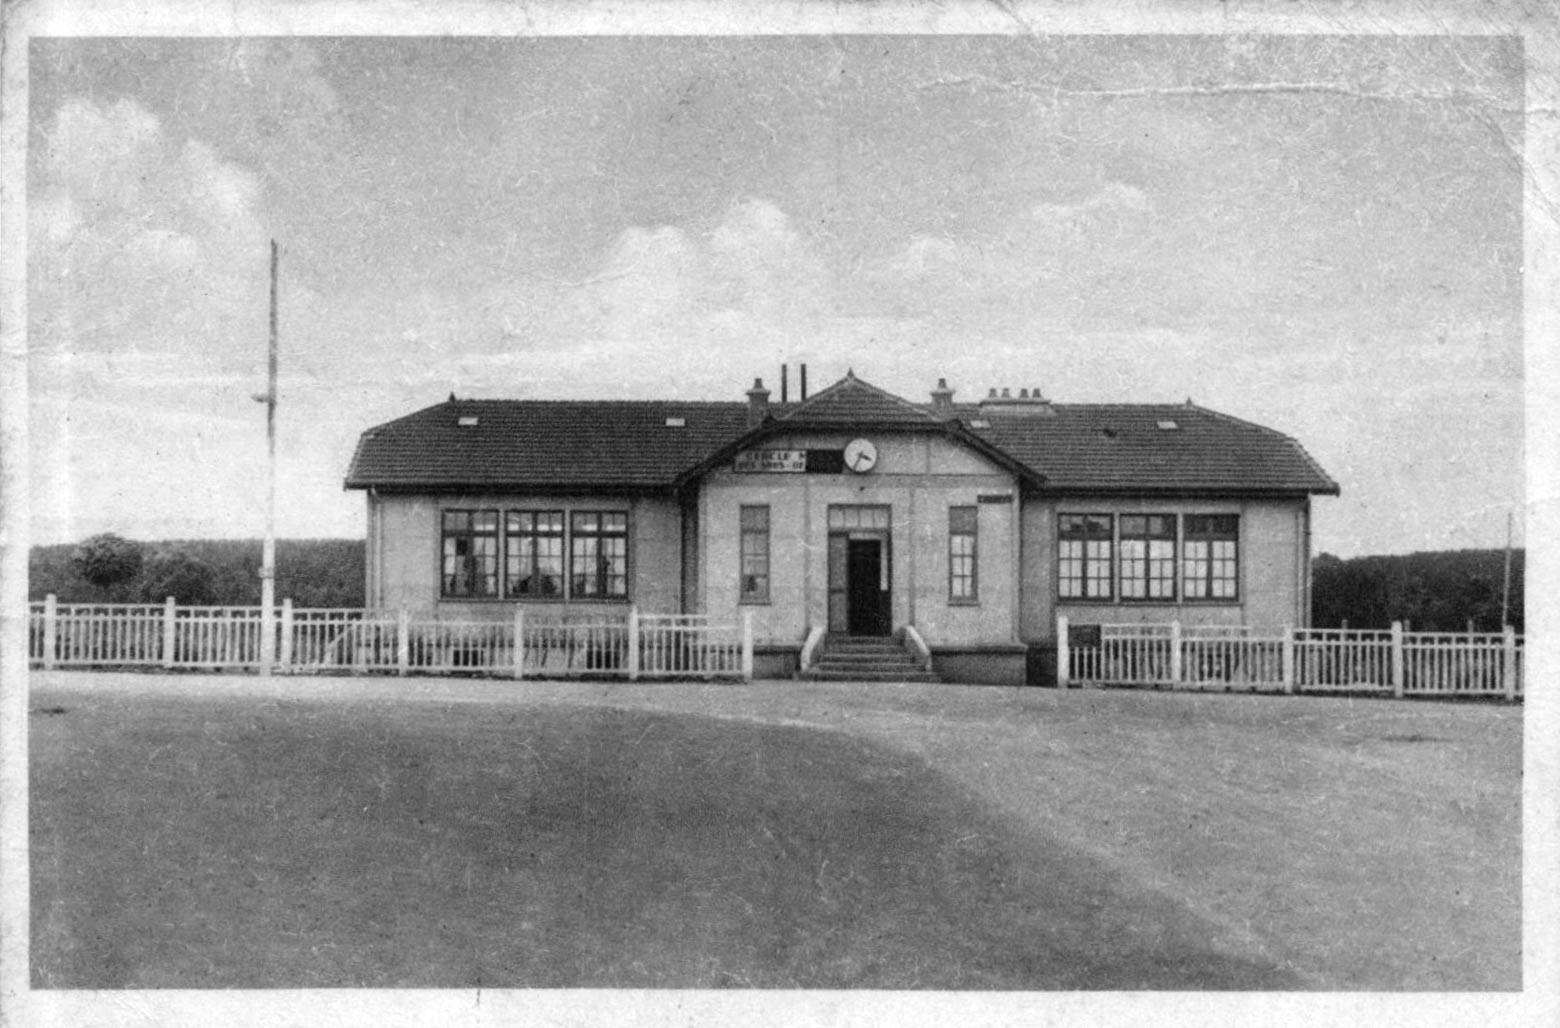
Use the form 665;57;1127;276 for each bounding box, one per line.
776;370;942;426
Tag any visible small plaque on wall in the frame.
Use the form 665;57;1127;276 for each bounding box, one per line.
977;493;1013;504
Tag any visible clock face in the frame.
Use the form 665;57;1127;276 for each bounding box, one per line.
844;438;878;473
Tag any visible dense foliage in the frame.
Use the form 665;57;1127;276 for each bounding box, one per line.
1311;549;1523;633
31;539;365;607
71;534;144;593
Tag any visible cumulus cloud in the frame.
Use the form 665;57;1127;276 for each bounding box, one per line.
31;96;270;363
30;95;278;542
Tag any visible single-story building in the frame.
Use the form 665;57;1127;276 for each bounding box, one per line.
344;371;1338;684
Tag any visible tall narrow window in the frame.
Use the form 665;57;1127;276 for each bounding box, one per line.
949;506;978;602
441;510;499;598
506;510;564;597
1120;514;1177;601
1183;514;1240;600
570;511;629;599
1059;514;1113;600
739;506;771;603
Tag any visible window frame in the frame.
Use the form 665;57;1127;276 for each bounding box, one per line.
948;505;979;604
505;509;566;599
1119;513;1178;602
569;510;630;601
1058;513;1114;601
440;509;501;599
738;505;771;604
1182;514;1240;602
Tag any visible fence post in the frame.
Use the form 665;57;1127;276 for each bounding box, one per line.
42;594;58;670
1056;615;1070;689
162;596;177;668
1282;625;1295;694
627;606;641;681
277;598;294;672
1502;625;1517;701
1169;619;1183;685
397;608;410;676
741;610;754;682
1391;621;1405;699
259;592;276;678
513;606;526;680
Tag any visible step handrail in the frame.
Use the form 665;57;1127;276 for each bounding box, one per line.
901;624;933;672
799;625;826;673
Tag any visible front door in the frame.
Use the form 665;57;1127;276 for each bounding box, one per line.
825;506;892;636
846;538;890;635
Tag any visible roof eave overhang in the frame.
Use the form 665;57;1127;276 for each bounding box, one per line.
344;480;678;495
1036;484;1340;498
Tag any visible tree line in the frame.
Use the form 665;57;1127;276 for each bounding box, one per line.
1311;549;1523;633
31;535;1524;633
29;535;366;608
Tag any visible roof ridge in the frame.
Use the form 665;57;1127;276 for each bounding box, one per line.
779;371;940;422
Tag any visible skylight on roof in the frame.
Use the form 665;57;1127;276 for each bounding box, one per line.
665;417;686;427
1157;419;1179;430
969;419;990;429
458;416;479;427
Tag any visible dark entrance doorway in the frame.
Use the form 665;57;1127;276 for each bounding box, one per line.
828;533;891;636
847;539;890;635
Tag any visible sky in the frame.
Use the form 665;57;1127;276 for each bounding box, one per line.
26;34;1526;556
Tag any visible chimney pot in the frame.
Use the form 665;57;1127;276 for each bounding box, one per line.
1001;387;1011;399
930;376;955;412
987;387;998;399
1019;388;1029;399
746;376;772;427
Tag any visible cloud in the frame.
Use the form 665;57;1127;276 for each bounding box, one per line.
31;96;270;363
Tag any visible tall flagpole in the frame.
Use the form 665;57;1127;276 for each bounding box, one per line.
1500;509;1513;629
259;240;278;673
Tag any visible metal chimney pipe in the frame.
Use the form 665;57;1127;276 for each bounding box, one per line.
781;363;788;404
800;363;807;401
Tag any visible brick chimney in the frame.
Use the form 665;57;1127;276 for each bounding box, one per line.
930;377;955;413
746;377;771;427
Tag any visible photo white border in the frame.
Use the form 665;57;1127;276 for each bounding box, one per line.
2;2;1554;1025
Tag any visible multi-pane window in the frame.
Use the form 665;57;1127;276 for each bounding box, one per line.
1058;514;1113;600
1120;514;1177;601
441;510;500;598
506;510;564;597
570;511;629;599
1183;514;1240;600
826;505;891;530
739;506;771;603
949;506;978;602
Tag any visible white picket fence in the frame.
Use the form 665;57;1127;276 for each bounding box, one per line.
1058;617;1524;699
28;596;753;681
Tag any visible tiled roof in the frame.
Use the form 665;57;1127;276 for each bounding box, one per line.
777;370;942;425
345;399;754;488
954;402;1338;494
346;378;1338;495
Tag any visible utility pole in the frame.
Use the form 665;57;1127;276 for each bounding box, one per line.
258;240;279;674
1501;510;1514;629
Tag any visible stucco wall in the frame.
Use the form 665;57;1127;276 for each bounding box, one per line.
698;432;1020;647
1019;495;1310;643
367;492;683;618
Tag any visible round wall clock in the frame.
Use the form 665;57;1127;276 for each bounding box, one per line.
844;438;878;473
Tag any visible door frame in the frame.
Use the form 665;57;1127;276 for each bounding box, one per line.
828;527;892;635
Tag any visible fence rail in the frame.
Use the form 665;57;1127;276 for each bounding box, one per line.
1058;616;1523;699
29;596;753;681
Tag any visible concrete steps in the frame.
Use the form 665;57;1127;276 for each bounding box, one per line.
805;634;939;683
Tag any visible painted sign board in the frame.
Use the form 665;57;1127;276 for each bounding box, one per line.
734;449;807;473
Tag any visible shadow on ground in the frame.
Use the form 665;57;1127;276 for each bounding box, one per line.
31;688;1300;989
